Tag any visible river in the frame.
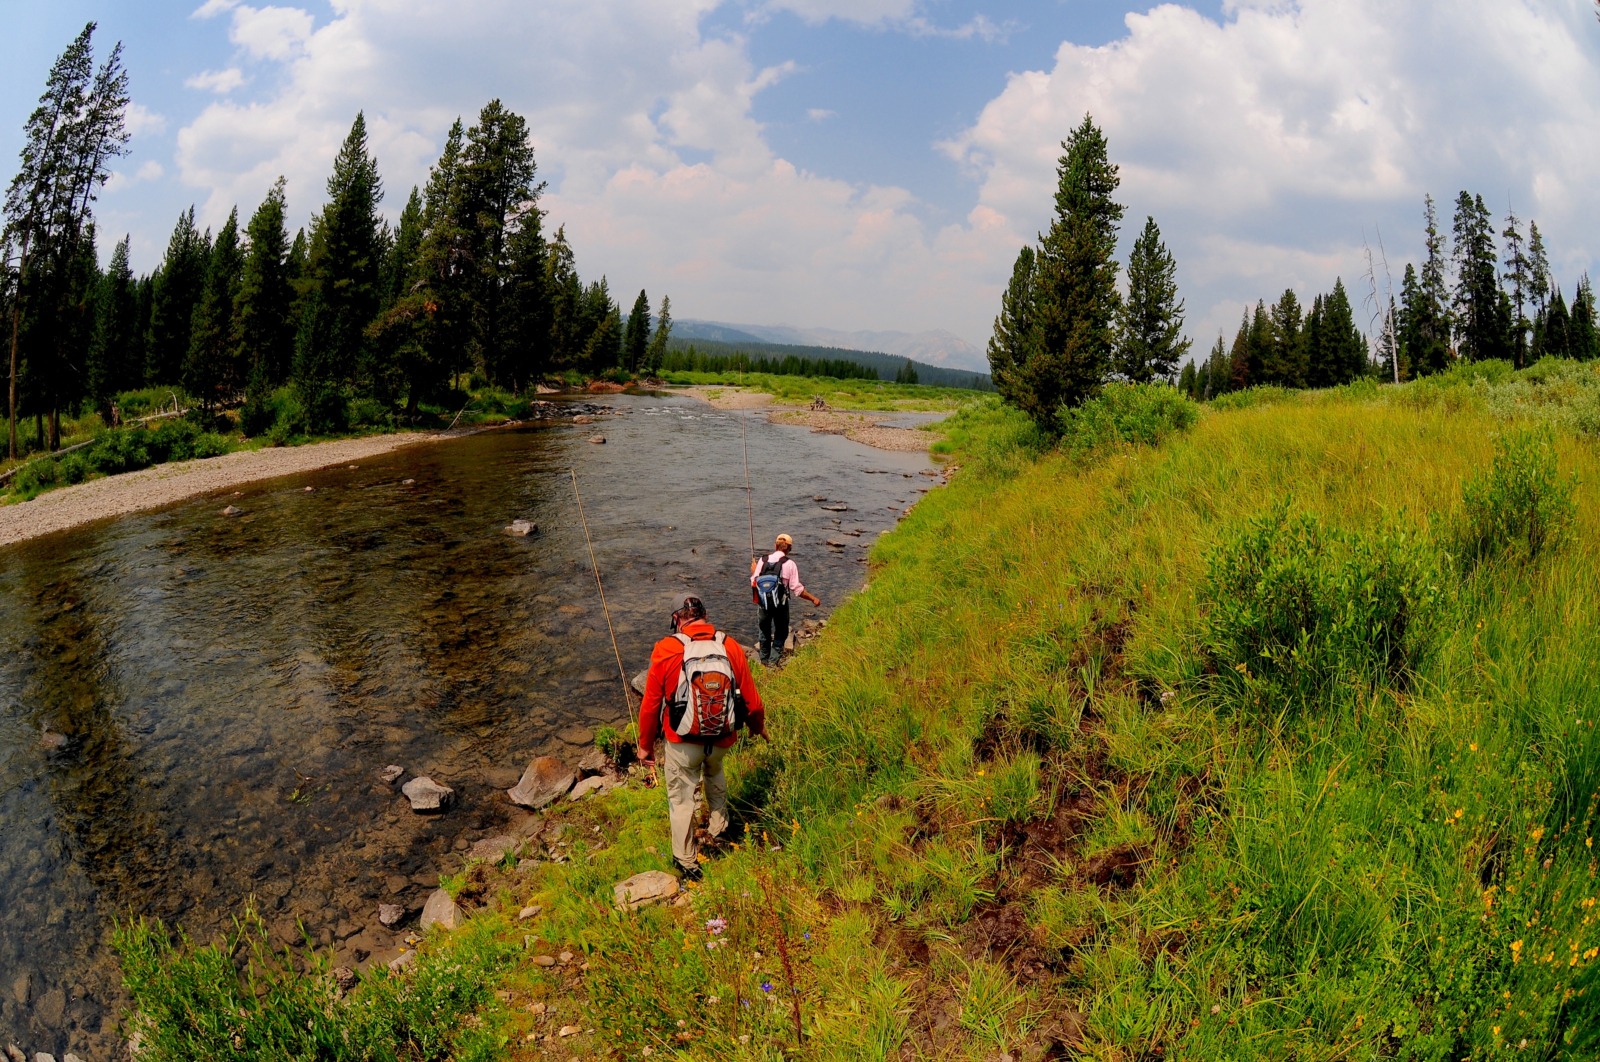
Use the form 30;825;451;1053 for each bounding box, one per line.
0;392;936;1058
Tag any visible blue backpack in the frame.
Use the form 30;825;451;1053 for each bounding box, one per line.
753;554;789;610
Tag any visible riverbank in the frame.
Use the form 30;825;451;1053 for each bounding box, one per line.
683;384;941;452
0;431;455;548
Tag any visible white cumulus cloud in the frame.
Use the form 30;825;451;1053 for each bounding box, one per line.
186;67;248;93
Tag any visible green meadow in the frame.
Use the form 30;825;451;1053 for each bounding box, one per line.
121;359;1600;1060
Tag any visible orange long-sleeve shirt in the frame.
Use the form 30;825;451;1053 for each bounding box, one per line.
638;620;764;754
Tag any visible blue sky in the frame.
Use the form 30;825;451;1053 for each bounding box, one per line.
3;0;1599;366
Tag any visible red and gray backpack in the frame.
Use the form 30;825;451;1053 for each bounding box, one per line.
667;631;740;742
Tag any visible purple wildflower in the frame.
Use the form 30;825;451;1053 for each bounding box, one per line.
761;982;773;993
705;917;727;936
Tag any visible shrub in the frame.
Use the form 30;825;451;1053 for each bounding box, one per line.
348;396;396;430
191;432;230;459
239;388;275;436
1202;499;1445;704
1451;427;1575;567
58;454;87;485
147;419;202;462
1057;382;1198;453
9;458;60;498
1209;385;1293;411
88;430;152;475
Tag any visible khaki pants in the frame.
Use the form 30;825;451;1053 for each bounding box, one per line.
664;741;729;868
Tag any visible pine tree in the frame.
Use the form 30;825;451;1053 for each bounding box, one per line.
499;198;550;391
148;208;210;385
385;188;423;308
1115;215;1188;383
185;207;242;410
1318;278;1366;384
1452;191;1510;362
1502;210;1531;368
1573;275;1599;361
1228;309;1251;391
1177;360;1196;398
1267;288;1305;387
1303;295;1329;387
3;23;130;454
644;294;672;376
235;178;293;394
1413;195;1454;375
1204;334;1229;399
986;245;1037;401
990;115;1124;428
88;234;137;410
459;100;539;385
545;226;583;367
1545;286;1573;360
894;358;919;384
297;112;383;430
623;288;651;373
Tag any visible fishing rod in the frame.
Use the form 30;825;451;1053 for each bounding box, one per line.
570;469;633;720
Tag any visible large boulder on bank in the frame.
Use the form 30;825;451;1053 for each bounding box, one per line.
507;756;577;809
420;888;463;931
614;871;680;910
401;776;455;813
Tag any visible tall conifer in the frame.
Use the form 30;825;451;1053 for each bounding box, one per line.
1115;216;1188;383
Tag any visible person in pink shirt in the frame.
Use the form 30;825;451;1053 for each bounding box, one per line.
749;533;821;664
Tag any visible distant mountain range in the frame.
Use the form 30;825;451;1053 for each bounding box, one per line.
674;319;987;372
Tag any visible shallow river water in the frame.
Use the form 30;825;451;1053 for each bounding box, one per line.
0;393;934;1057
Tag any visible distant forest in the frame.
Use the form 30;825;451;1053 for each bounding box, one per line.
664;337;994;390
2;24;674;457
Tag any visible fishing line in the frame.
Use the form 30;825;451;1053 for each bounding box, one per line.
570;468;633;718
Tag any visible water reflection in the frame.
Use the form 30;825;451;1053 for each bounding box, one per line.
0;393;934;1055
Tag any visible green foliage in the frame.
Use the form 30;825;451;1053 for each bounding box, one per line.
1201;500;1446;704
1452;427;1575;566
659;346;880;381
1057;381;1198;454
113;907;517;1062
87;428;151;474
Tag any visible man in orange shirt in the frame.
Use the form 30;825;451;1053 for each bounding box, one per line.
637;596;766;881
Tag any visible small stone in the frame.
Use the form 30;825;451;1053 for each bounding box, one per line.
221;505;242;516
507;756;577;809
378;904;406;927
821;503;848;511
812;495;827;501
558;951;574;964
532;954;557;967
505;519;537;537
420;888;463;931
5;1047;24;1062
401;776;454;812
528;1001;547;1016
402;478;416;485
558;1025;581;1037
303;486;315;492
379;764;404;784
825;538;848;549
518;905;542;921
468;835;521;863
64;1056;86;1062
7;971;27;1005
588;435;606;444
573;415;594;424
576;747;609;775
387;950;417;973
568;775;608;801
348;464;359;470
631;670;649;695
38;732;67;751
332;967;359;993
33;1053;55;1062
613;871;680;910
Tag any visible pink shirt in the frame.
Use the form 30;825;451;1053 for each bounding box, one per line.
751;550;805;597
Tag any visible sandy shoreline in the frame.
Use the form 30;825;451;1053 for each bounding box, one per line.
679;385;940;453
0;431;460;549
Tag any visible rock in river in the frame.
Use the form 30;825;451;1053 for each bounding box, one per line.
420;888;464;931
377;904;406;927
614;871;680;910
507;755;577;809
588;434;607;444
401;776;455;813
379;764;404;784
221;505;242;517
504;520;537;537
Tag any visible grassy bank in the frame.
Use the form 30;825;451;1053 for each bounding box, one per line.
120;364;1600;1060
663;370;978;412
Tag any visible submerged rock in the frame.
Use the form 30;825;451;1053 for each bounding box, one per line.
221;505;242;517
401;776;454;813
588;435;607;444
614;871;679;910
821;503;849;512
507;755;577;809
379;764;404;784
420;888;463;931
5;1046;23;1062
37;732;66;751
504;519;537;537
